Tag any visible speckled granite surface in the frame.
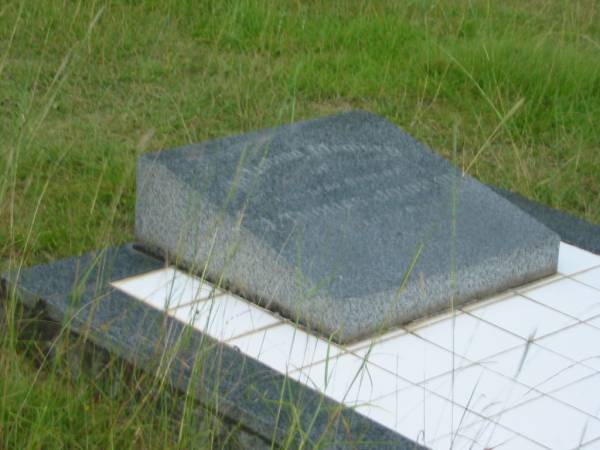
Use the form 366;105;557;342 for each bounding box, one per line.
136;111;559;343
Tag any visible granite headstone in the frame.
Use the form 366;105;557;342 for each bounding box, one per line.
135;111;559;343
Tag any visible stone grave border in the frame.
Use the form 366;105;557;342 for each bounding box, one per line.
2;186;599;449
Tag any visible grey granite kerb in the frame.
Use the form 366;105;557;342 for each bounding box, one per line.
2;245;419;449
135;111;560;343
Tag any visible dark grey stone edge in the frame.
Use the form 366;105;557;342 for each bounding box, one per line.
492;187;600;255
2;187;597;450
1;244;424;450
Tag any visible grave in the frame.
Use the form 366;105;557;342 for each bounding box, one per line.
5;111;600;448
135;111;559;343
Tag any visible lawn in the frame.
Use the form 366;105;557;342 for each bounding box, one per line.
1;0;599;448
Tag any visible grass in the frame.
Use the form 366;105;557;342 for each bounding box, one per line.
1;0;599;448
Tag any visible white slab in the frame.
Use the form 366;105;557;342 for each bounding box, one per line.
171;293;279;341
479;343;594;394
112;267;219;310
551;373;600;417
492;395;600;449
354;332;469;384
291;352;410;404
430;421;547;450
558;242;600;275
413;313;523;362
468;294;576;339
355;385;478;446
580;438;600;449
345;328;407;352
228;322;342;373
423;364;536;418
525;278;600;321
537;323;600;371
574;267;600;291
588;315;600;329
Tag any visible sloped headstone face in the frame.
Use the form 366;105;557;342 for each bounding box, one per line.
136;111;559;343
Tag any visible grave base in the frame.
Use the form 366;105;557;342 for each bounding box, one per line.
2;187;599;449
1;244;415;449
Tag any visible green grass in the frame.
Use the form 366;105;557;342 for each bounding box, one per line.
1;0;599;448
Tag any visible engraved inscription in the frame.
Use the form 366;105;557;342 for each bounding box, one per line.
275;172;457;223
257;143;404;173
228;142;457;225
